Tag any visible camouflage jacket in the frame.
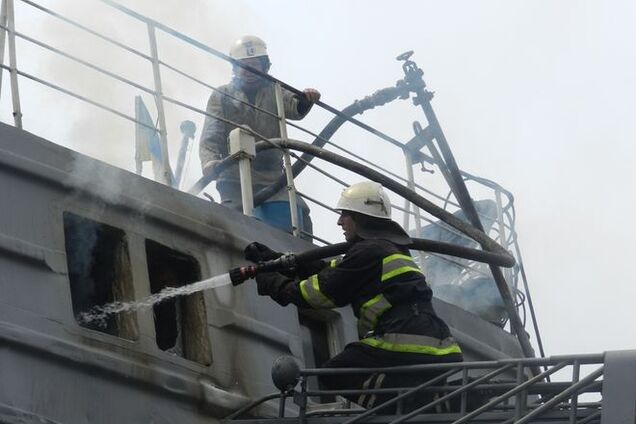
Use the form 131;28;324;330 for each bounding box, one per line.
199;79;311;186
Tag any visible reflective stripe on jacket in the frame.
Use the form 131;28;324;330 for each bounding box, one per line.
271;238;460;357
361;333;462;355
300;275;336;309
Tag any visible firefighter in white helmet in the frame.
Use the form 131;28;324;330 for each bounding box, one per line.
199;35;320;226
245;181;463;410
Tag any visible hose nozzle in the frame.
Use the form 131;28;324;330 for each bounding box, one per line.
229;253;298;286
229;265;258;286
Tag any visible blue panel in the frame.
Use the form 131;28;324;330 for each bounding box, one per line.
253;201;305;234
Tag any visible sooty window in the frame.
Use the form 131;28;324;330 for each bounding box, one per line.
63;212;138;340
145;239;211;365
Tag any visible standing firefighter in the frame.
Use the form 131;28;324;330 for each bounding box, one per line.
199;35;320;222
246;181;463;410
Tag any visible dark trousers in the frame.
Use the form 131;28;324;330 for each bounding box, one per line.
319;342;463;413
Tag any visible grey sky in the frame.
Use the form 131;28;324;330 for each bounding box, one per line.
4;0;635;357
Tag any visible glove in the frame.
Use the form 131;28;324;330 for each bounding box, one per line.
302;88;321;103
244;242;283;263
255;272;287;296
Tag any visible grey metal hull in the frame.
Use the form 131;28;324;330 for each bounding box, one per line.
0;123;523;423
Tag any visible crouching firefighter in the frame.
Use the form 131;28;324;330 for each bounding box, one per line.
245;181;463;410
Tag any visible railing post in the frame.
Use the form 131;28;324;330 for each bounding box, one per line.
569;359;580;424
404;151;426;269
459;368;468;415
402;198;411;231
495;189;514;287
146;23;174;186
298;377;308;424
6;0;21;128
274;82;300;237
228;128;256;216
0;0;7;100
514;361;527;420
175;120;195;189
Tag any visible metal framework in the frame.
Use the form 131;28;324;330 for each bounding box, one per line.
224;351;636;424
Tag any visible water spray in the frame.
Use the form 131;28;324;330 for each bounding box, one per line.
79;238;514;326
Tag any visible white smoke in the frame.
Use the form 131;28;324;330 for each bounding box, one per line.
18;0;252;185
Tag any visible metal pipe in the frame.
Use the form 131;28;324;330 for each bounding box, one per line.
19;0;153;62
5;27;156;101
6;0;21;128
403;151;425;268
302;380;603;398
222;392;282;420
402;196;411;231
459;368;468;415
301;353;603;376
146;23;174;186
577;410;602;424
298;378;307;424
0;65;157;131
277;392;286;418
0;0;8;100
274;82;300;236
569;359;581;424
515;360;526;420
296;191;338;214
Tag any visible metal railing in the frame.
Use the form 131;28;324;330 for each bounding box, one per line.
225;353;607;424
0;0;543;356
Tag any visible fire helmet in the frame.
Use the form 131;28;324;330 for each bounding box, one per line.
335;182;411;245
229;35;268;60
335;181;392;219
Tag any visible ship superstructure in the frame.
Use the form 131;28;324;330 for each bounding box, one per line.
0;1;634;423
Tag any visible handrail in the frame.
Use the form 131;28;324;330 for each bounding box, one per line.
17;0;512;235
224;353;606;422
97;0;414;153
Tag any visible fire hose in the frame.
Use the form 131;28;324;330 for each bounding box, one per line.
230;228;516;287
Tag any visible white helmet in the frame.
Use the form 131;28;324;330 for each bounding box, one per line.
335;181;392;219
229;35;268;60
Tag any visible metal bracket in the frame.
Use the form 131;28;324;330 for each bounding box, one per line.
406;121;435;153
228;128;256;216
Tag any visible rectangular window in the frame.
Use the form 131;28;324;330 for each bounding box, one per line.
145;239;211;365
63;212;138;340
